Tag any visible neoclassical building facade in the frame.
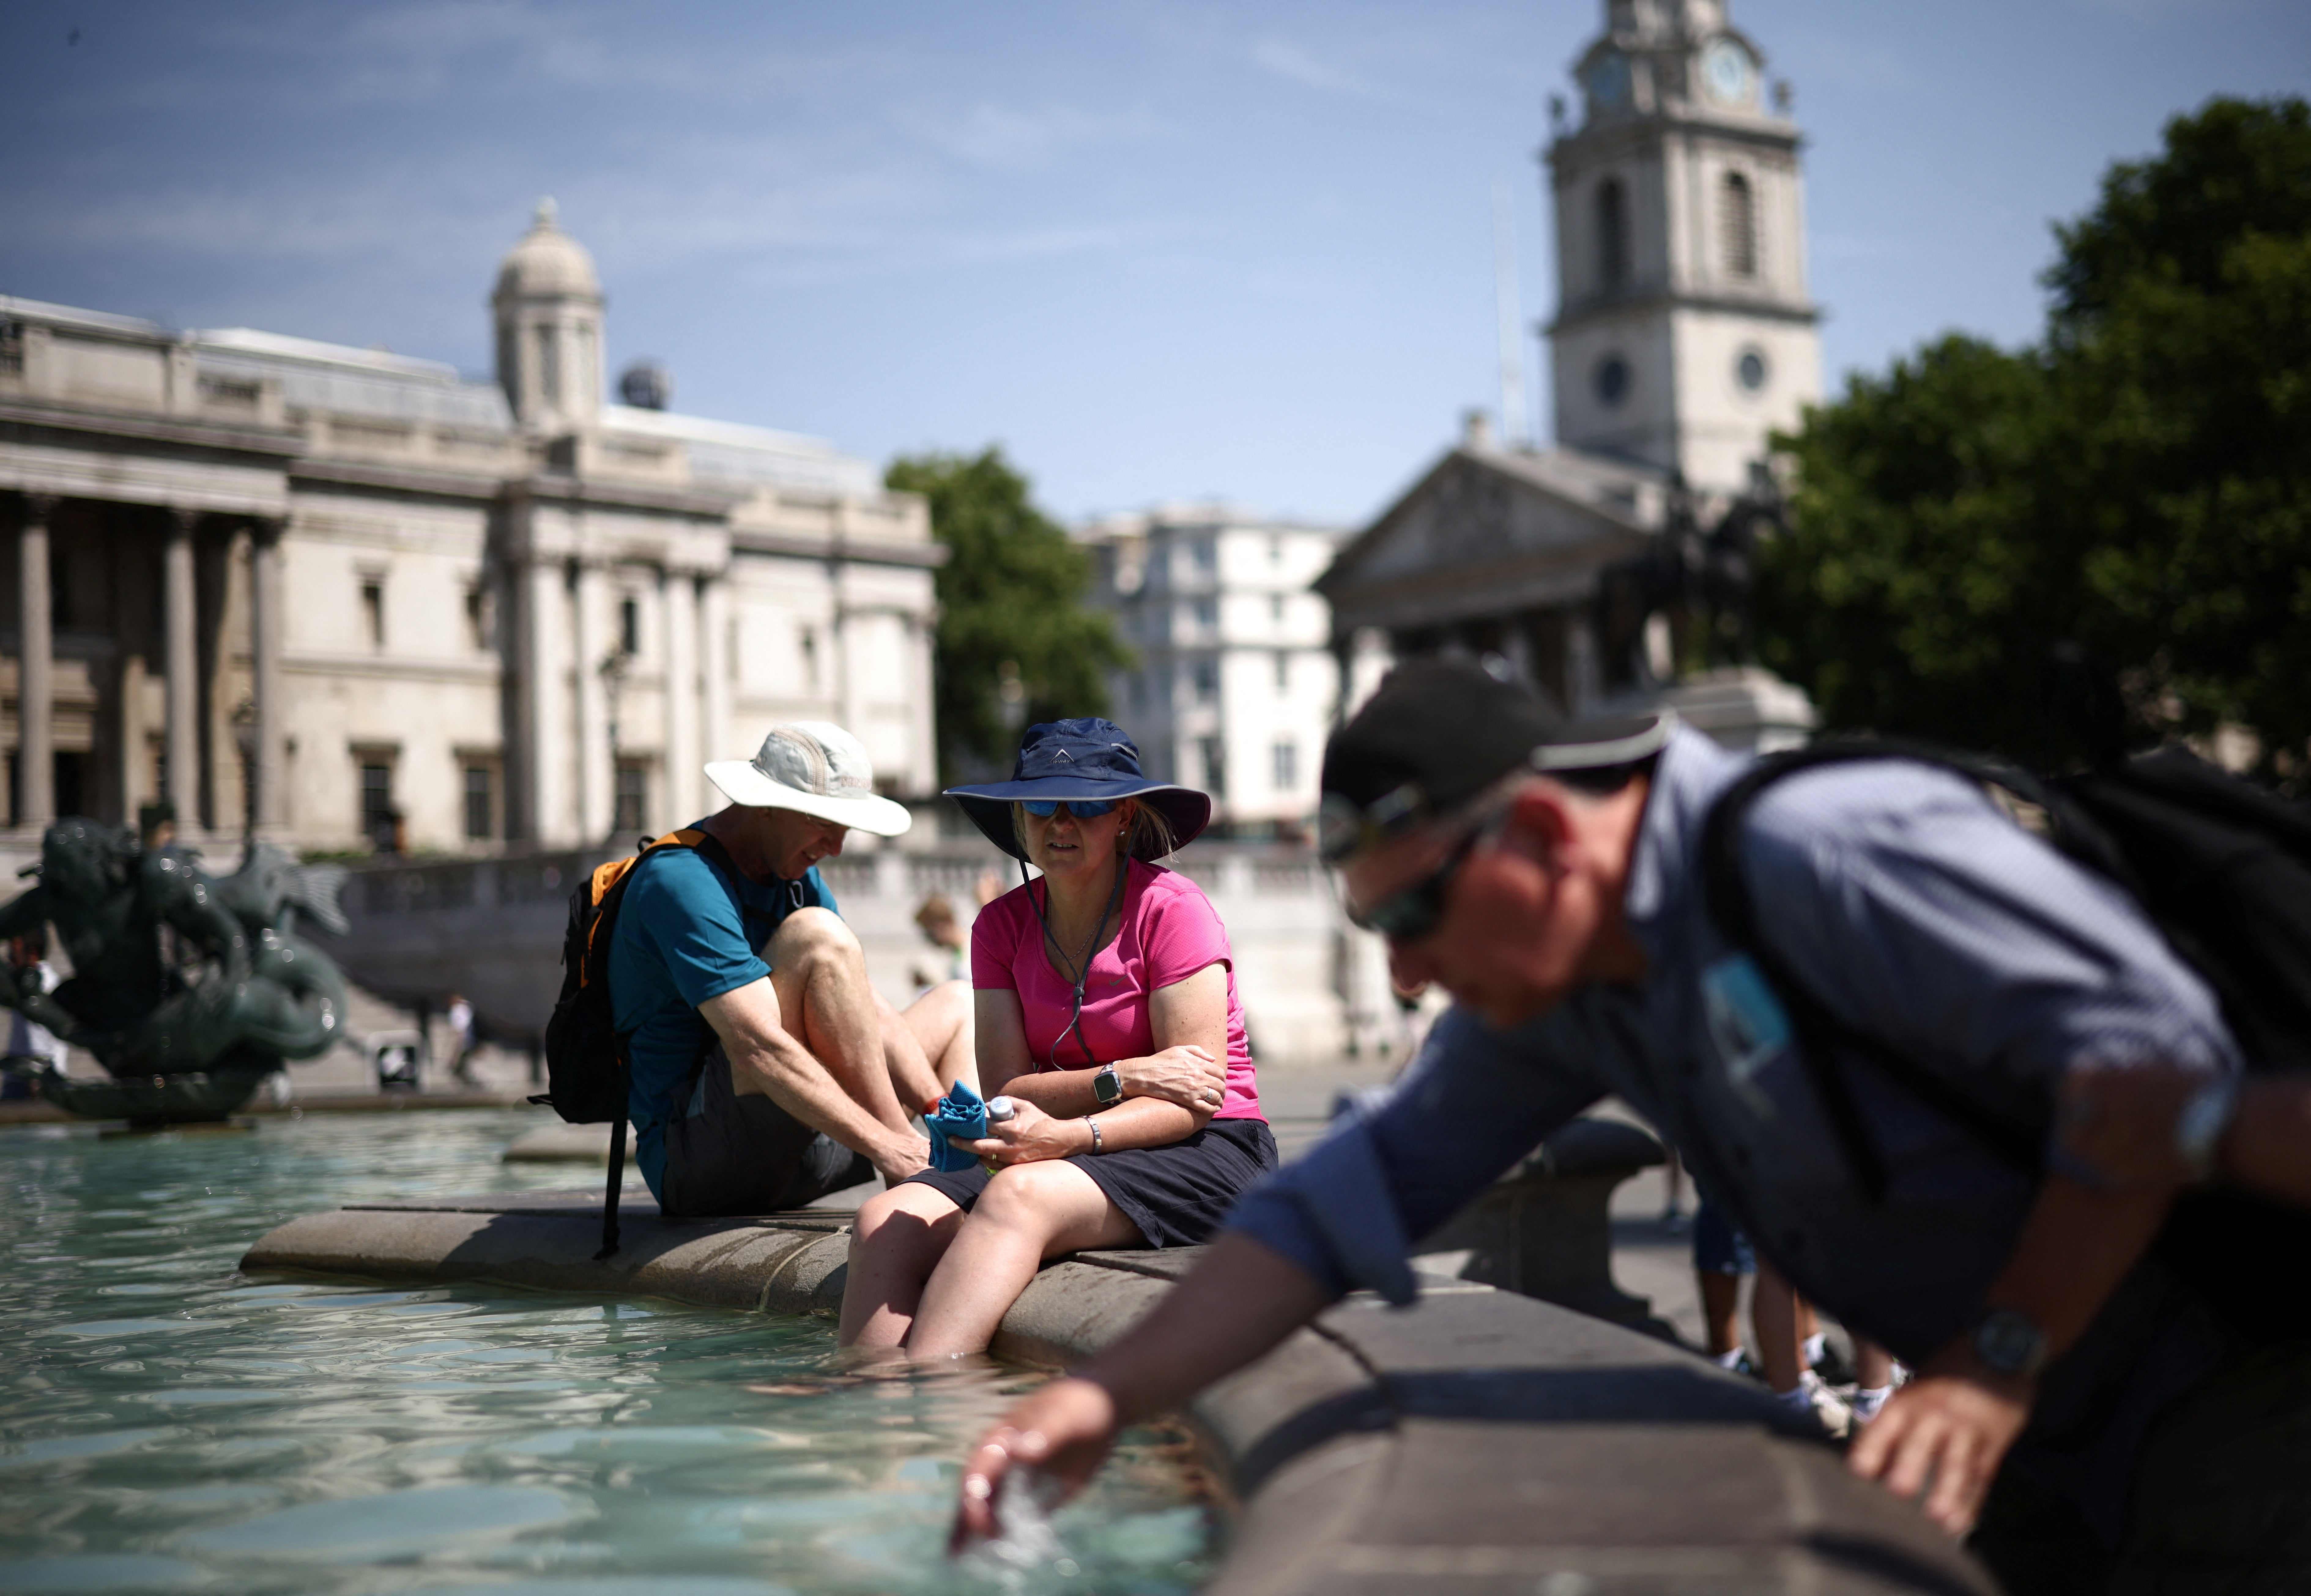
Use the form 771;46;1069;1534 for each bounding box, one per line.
0;202;940;861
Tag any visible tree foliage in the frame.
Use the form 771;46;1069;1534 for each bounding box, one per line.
1759;96;2311;775
887;447;1128;782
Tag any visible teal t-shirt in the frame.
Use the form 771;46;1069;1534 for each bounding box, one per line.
608;829;836;1199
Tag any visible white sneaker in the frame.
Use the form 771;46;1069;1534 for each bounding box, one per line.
1775;1369;1854;1439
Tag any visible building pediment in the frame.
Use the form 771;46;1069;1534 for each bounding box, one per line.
1319;443;1664;633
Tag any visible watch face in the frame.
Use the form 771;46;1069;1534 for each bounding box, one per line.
1586;50;1631;110
1974;1308;2047;1376
1701;38;1755;107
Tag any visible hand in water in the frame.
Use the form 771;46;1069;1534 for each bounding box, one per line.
950;1375;1120;1553
1116;1045;1226;1112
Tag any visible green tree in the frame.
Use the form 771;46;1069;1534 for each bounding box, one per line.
1760;96;2311;774
887;448;1129;781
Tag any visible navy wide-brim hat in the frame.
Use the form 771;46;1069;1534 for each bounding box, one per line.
944;718;1212;862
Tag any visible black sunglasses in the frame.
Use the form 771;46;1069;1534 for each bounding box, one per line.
1345;809;1504;943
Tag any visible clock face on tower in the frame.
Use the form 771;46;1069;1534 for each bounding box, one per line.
1700;38;1756;107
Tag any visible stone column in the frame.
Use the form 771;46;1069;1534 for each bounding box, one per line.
697;576;731;814
164;508;200;832
907;612;937;794
248;517;287;836
513;557;567;845
1566;612;1602;715
572;560;610;843
17;495;55;831
662;568;699;828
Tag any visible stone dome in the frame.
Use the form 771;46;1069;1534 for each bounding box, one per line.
493;198;601;302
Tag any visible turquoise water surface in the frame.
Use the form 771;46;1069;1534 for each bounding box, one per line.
0;1109;1215;1595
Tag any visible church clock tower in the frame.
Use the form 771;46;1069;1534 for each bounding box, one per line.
1546;0;1821;493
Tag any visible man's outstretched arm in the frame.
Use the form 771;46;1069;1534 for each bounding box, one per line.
951;1231;1332;1548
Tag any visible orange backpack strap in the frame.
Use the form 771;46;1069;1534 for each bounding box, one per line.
578;830;714;984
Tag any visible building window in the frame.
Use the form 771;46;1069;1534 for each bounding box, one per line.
799;628;818;690
1192;539;1217;575
619;595;640;657
1199;736;1226;794
614;762;647;836
1272;738;1298;791
360;761;395;852
1267;535;1283;566
536;324;561;408
1270;593;1285;626
465;584;492;651
1274;650;1290;692
1596;177;1629;289
463;765;494;841
1721;170;1757;279
0;321;22;376
1191;659;1218;703
361;579;385;650
1737;347;1769;392
1594;354;1631;408
1193;598;1217;632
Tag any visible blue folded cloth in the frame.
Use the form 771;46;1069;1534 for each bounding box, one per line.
926;1078;991;1172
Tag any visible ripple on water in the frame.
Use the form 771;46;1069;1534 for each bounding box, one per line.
178;1483;584;1559
3;1110;1217;1595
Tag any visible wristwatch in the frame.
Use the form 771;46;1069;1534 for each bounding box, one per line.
1092;1063;1123;1107
1971;1307;2050;1380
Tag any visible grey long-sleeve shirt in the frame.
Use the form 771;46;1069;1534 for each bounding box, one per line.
1229;728;2239;1535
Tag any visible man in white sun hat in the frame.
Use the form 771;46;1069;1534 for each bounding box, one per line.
609;721;975;1216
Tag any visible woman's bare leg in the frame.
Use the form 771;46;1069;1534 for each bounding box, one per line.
840;1182;966;1349
905;1161;1142;1358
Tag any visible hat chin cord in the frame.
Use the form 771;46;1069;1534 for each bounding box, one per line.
1020;849;1131;1071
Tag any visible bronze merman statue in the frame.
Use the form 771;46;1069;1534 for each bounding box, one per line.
0;820;350;1122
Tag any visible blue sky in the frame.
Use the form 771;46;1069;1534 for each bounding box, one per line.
2;1;2303;526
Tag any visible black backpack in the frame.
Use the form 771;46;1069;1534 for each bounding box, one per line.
533;827;742;1259
1699;739;2311;1340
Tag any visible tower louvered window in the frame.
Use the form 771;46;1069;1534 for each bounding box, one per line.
1596;178;1629;289
1721;171;1757;279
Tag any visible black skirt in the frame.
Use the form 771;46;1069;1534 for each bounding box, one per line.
901;1117;1277;1249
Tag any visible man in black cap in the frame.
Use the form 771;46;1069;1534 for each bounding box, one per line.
952;658;2298;1588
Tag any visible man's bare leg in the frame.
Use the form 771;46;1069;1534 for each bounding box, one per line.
881;980;975;1109
755;908;913;1136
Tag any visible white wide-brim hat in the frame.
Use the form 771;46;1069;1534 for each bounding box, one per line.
705;721;914;838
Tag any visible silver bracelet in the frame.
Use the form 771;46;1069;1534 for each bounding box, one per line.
1088;1118;1104;1155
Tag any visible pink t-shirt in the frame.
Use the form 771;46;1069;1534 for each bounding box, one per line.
973;859;1261;1121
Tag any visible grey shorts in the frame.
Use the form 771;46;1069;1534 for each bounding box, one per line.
658;1042;875;1218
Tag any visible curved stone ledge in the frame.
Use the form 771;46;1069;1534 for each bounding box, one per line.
240;1193;1994;1595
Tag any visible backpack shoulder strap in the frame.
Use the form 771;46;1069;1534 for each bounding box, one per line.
1697;741;2047;1200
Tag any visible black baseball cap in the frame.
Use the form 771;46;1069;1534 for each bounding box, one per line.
1317;658;1672;863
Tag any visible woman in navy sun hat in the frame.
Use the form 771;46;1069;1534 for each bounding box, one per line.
838;718;1274;1357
